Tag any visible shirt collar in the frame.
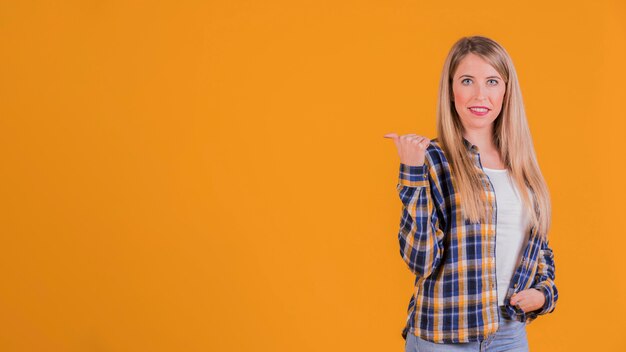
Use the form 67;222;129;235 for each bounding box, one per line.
462;137;480;154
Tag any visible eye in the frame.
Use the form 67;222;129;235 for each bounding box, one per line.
461;78;472;85
488;79;499;85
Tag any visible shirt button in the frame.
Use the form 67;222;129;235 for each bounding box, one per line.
514;283;518;288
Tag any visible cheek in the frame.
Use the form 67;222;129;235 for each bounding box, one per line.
486;90;505;111
496;89;506;105
453;89;468;104
453;100;467;116
453;93;469;112
452;84;463;102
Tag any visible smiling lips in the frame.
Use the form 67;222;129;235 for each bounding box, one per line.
468;106;490;116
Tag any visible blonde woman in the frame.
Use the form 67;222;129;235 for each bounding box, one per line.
384;36;558;351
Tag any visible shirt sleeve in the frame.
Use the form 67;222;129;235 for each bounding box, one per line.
529;237;558;316
396;160;445;279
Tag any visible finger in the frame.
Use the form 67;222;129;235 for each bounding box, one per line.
401;134;418;142
410;137;429;149
410;136;425;145
383;133;401;149
510;293;521;305
513;293;528;307
520;303;530;313
407;135;428;143
405;135;422;144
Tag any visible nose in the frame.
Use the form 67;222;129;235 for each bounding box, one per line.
474;83;488;100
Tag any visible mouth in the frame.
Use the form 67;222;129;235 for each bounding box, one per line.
468;107;490;116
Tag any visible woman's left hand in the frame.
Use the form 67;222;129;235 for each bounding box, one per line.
509;288;546;313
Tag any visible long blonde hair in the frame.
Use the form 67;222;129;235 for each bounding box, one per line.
436;35;551;240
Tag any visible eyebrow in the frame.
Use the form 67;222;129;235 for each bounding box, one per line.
459;74;502;80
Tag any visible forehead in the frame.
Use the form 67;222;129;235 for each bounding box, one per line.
454;54;501;78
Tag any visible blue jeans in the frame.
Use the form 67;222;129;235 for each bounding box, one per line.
404;306;529;352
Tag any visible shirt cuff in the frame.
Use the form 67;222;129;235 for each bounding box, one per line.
398;163;429;188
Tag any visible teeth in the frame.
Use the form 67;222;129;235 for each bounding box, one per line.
470;107;488;112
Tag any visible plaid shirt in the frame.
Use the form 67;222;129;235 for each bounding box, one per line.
396;137;558;343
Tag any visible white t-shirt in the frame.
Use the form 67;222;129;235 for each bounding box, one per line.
483;167;530;306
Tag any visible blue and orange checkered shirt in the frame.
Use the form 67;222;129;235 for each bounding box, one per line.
396;137;558;343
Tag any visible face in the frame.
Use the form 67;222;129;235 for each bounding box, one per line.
451;53;506;135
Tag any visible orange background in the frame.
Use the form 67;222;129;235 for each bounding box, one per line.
1;1;625;351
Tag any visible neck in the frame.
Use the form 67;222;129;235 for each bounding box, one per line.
463;128;496;153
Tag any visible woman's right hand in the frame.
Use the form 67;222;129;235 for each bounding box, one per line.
383;133;431;166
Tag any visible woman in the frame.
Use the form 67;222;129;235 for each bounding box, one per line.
384;36;558;351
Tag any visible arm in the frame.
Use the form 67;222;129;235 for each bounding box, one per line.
529;237;558;316
396;161;445;279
